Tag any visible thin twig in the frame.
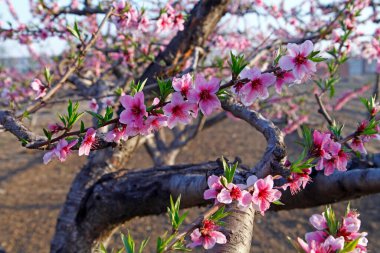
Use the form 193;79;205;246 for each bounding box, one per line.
17;7;114;118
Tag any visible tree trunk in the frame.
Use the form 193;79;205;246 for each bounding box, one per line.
210;205;255;253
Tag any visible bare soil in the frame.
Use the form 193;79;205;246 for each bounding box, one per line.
1;76;380;252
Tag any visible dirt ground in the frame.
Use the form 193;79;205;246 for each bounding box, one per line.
1;76;380;252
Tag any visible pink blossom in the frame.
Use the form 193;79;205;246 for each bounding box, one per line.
298;232;344;253
47;123;64;134
119;91;147;125
89;98;99;112
78;128;96;156
312;130;332;170
138;15;150;32
203;175;223;200
106;125;127;143
156;13;173;33
351;137;367;154
305;230;328;244
30;79;46;100
336;149;348;171
309;214;327;230
323;235;345;251
163;92;194;128
102;97;114;107
145;114;167;133
113;0;126;12
279;40;316;80
251;175;281;215
337;210;362;241
239;67;276;106
188;220;227;249
71;0;79;9
188;75;221;116
281;168;312;195
55;139;78;162
172;73;193;98
43;139;78;164
273;69;296;94
322;141;342;176
125;120;149;136
216;183;252;209
173;13;185;31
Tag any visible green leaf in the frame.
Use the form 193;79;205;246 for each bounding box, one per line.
307;50;320;58
210;206;230;222
130;79;147;95
43;128;52;141
323;205;338;236
329;82;335;98
167;195;188;231
339;238;360;253
80;121;85;133
98;243;108;253
86;110;104;122
172;240;191;251
104;106;114;121
221;157;237;183
121;232;135;253
328;121;344;138
44;67;53;85
58;114;67;127
309;57;326;62
301;125;312;149
228;52;248;79
138;238;149;253
66;21;81;40
272;200;285;205
20;138;29;145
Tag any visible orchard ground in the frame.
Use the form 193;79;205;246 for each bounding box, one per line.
0;74;379;252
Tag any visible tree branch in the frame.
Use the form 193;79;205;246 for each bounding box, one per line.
222;98;286;178
140;0;231;85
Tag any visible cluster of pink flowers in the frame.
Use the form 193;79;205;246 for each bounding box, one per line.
203;174;281;215
188;219;227;249
232;40;316;106
107;73;221;142
111;0;150;32
156;4;185;33
191;173;282;250
297;208;368;253
312;130;348;176
43;128;96;164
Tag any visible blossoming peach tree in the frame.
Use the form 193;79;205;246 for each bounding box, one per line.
0;0;380;252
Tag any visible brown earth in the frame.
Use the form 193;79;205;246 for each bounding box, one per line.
1;75;380;252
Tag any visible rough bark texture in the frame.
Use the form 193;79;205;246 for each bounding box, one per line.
50;137;142;253
61;164;380;236
222;98;286;177
210;205;255;253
